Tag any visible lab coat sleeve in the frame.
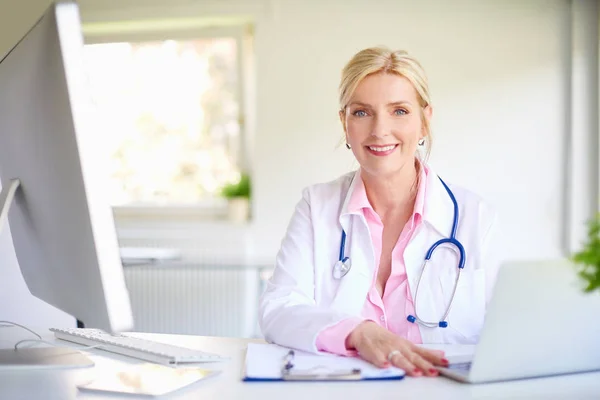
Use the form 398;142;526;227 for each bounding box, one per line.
258;189;356;353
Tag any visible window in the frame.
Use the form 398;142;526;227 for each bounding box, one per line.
82;26;251;214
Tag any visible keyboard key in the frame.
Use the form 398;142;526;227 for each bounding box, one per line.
448;362;472;371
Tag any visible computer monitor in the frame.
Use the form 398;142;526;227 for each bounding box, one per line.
0;1;133;365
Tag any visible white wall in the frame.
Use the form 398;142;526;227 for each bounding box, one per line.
248;0;576;262
83;0;589;262
81;0;600;264
0;0;597;330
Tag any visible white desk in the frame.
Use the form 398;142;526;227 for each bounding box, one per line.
1;328;599;399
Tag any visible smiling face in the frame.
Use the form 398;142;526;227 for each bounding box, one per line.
340;72;432;180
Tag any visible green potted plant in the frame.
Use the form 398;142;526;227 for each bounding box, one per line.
220;173;251;223
572;212;600;293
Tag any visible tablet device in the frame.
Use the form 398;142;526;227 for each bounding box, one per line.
77;363;220;397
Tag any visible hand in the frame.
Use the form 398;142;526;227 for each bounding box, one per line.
346;321;449;377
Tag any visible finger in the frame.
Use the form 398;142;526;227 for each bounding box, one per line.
390;352;421;377
407;351;438;377
413;346;449;367
369;348;391;369
357;344;391;369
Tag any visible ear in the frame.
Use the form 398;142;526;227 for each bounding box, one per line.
339;109;347;134
421;104;433;138
423;104;433;124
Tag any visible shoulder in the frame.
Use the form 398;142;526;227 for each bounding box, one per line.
447;183;493;210
287;171;355;227
301;171;355;204
426;164;496;218
425;162;497;234
446;182;498;234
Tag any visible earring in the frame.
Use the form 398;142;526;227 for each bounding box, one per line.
345;143;351;149
418;138;425;146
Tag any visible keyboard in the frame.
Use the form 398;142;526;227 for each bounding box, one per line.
50;328;227;365
448;361;472;371
445;361;472;378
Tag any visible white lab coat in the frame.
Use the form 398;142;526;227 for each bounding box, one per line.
259;166;499;354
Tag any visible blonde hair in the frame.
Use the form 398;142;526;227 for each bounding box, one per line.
339;47;432;156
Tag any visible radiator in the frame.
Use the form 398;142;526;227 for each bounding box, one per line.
116;221;271;338
123;263;263;338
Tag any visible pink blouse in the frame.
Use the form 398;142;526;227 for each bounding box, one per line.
315;165;429;355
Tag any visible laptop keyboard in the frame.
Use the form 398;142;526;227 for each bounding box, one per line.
448;362;472;372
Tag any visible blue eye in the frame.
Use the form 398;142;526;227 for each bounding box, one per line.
353;110;368;117
394;109;407;116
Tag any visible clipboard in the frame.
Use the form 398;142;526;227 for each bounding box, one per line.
243;343;405;382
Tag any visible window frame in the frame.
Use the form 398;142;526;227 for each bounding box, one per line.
82;20;254;222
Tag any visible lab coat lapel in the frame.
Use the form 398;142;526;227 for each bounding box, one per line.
330;170;375;316
338;169;361;217
404;169;455;343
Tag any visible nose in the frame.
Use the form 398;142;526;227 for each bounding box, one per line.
370;114;391;138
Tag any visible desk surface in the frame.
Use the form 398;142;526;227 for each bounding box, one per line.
1;329;599;400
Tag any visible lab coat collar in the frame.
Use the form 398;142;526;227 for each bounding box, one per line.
421;167;455;238
339;169;362;220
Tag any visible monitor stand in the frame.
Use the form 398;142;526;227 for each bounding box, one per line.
0;179;20;234
0;348;94;370
0;179;94;369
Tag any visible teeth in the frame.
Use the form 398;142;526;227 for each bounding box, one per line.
368;145;396;152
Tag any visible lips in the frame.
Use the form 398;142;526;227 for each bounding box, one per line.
365;144;398;156
368;145;396;152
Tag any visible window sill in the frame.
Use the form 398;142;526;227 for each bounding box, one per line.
110;201;255;265
112;203;252;239
112;200;230;222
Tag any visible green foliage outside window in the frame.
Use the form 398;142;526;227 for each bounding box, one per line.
572;213;600;293
220;173;251;199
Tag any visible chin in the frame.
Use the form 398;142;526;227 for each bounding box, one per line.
361;159;412;179
361;165;403;180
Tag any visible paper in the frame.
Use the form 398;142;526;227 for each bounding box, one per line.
77;363;220;397
244;343;405;381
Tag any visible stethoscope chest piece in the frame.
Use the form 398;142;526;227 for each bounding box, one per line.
332;257;352;280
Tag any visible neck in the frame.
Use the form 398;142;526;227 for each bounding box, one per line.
361;159;420;220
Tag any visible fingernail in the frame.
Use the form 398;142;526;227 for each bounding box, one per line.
441;358;449;365
429;368;439;375
383;362;391;368
413;368;422;376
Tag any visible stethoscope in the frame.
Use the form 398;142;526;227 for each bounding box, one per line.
332;176;465;329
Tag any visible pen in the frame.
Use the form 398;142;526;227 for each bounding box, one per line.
283;350;294;372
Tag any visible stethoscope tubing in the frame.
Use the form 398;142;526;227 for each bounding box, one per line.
334;175;465;329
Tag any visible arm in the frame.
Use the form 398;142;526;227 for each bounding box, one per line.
315;317;364;356
258;189;356;353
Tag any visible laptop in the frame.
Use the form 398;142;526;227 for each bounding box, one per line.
437;259;600;383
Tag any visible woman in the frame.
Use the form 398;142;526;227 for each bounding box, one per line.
258;47;499;378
